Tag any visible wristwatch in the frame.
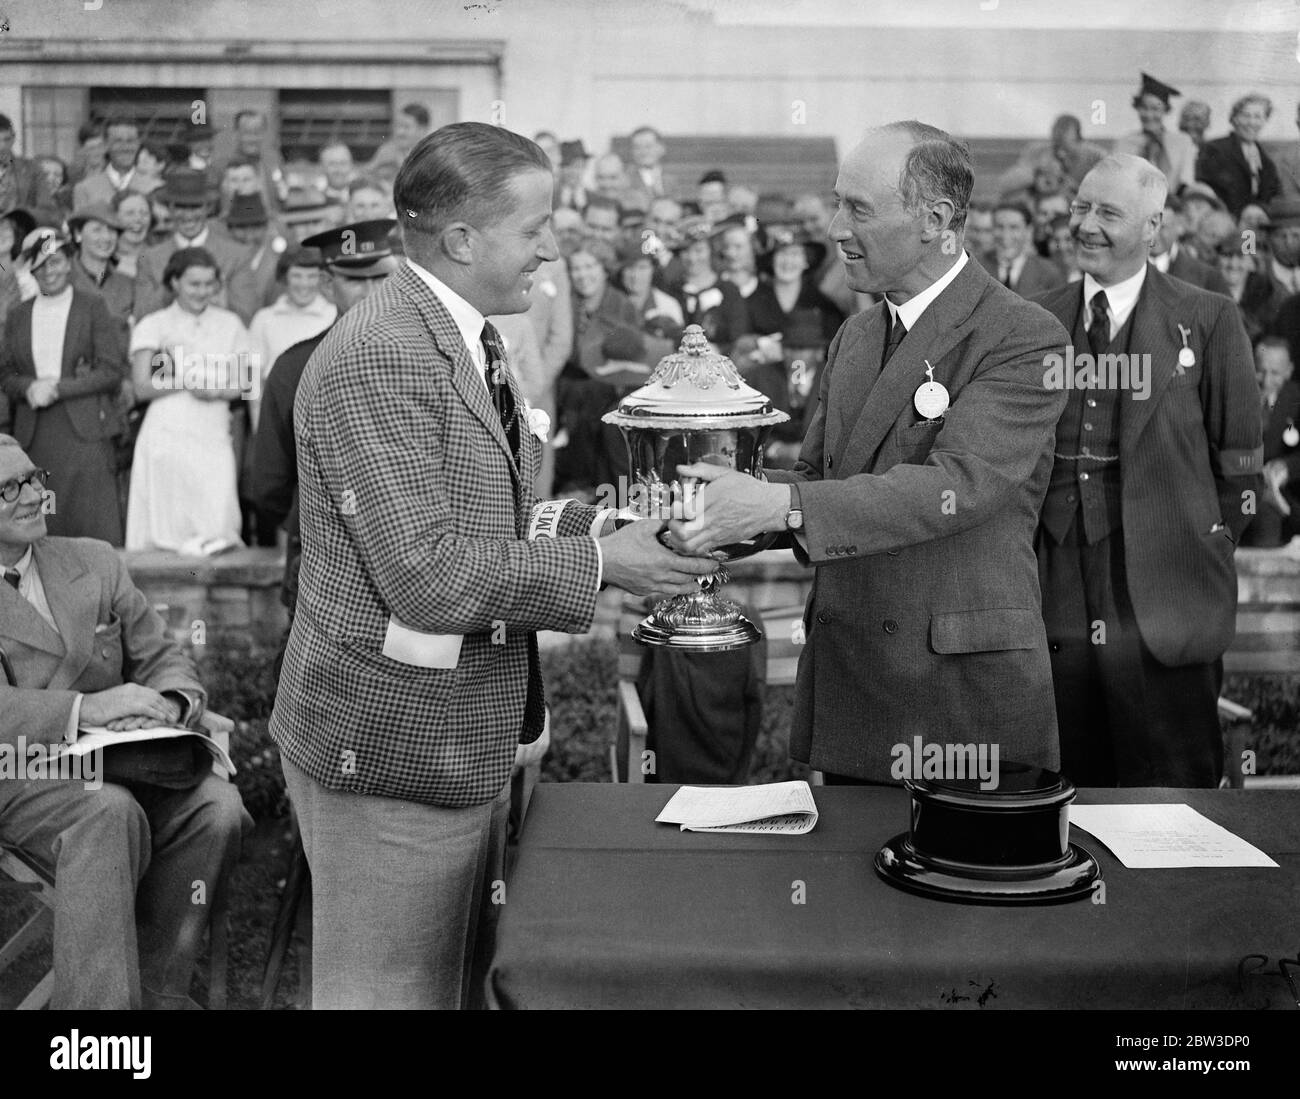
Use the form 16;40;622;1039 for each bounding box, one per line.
786;507;804;531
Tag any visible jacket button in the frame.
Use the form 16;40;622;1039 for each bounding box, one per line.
827;455;834;469
846;545;857;555
1066;493;1076;504
1079;472;1090;482
882;619;898;634
817;611;831;624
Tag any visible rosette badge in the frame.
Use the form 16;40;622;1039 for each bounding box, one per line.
603;325;789;650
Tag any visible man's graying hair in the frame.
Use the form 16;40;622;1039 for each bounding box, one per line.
395;121;551;240
879;121;973;233
1088;153;1168;216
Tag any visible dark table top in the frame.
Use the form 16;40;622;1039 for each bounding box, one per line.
488;784;1300;1009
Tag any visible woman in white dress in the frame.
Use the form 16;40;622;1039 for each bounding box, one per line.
126;246;249;553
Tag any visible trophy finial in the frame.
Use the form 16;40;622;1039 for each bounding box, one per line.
679;325;711;357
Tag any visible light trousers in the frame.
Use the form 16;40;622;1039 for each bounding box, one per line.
282;757;510;1009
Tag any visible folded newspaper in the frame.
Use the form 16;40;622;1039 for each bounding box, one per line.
656;780;818;834
69;726;236;777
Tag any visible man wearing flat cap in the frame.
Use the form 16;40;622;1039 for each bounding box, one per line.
134;167;249;317
556;140;591;213
1114;73;1198;195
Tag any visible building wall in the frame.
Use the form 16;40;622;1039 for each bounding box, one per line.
2;1;1292;167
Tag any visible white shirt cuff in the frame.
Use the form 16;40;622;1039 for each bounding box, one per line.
589;508;616;592
66;694;83;744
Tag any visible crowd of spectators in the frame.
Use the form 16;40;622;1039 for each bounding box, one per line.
1;76;1299;554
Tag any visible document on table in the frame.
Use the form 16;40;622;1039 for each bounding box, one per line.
68;726;236;776
656;780;818;834
1069;803;1277;868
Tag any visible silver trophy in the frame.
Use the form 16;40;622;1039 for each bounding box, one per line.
603;325;789;650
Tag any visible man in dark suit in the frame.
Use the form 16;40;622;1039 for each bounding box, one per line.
1034;154;1262;788
1150;193;1230;295
623;125;681;210
250;218;398;620
980;200;1064;298
0;435;247;1007
667;121;1070;784
1196;94;1280;220
1241;335;1300;546
269;122;714;1009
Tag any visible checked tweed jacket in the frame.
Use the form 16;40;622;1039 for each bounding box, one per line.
269;263;605;808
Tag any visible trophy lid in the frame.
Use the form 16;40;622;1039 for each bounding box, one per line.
603;325;790;430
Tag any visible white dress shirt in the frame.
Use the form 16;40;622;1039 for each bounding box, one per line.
997;251;1027;290
30;286;73;381
1082;263;1147;341
885;248;969;332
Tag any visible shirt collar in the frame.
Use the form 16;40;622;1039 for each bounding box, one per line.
405;258;486;356
174;225;209;249
106;165;134;189
8;545;34;579
885;249;968;331
1083;262;1147;329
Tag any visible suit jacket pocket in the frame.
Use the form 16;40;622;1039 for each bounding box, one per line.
893;419;943;463
930;608;1042;654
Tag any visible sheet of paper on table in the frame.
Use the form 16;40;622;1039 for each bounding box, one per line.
69;726;236;777
1069;803;1278;868
656;780;818;834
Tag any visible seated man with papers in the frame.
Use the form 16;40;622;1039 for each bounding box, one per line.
0;434;249;1009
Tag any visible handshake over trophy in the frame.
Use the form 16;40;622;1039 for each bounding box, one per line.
604;325;789;651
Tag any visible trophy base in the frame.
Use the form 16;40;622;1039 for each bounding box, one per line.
633;591;762;652
874;835;1102;905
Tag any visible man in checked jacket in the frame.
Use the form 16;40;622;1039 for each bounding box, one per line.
269;122;713;1010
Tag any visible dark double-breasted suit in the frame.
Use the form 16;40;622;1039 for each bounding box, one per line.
766;255;1070;782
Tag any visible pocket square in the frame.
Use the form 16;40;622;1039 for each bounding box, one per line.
382;617;462;669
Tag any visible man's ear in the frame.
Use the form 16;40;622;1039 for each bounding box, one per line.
922;200;956;243
441;221;475;266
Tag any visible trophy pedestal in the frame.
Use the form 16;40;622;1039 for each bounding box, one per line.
632;583;761;652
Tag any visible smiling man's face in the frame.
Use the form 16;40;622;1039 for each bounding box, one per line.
469;168;559;316
0;444;48;559
828;134;928;297
1070;164;1162;285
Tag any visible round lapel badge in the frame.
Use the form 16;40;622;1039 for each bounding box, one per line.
1178;346;1196;370
1284;423;1300;448
914;381;950;420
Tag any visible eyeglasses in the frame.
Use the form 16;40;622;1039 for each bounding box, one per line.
0;468;50;504
1068;201;1126;227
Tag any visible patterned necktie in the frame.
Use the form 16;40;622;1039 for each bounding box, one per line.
1000;264;1013;288
3;568;18;591
1088;290;1111;359
882;308;907;367
480;320;519;454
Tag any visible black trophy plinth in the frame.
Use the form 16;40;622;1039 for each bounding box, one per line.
874;762;1101;905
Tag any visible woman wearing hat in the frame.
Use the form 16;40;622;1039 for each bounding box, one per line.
0;227;127;543
0;208;37;333
126;246;248;553
68;203;136;325
672;215;748;352
616;240;684;364
733;227;844;460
